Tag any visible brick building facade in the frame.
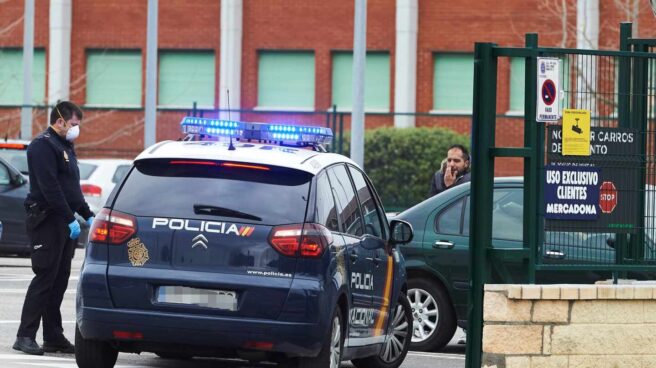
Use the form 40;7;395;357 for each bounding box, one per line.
1;0;654;176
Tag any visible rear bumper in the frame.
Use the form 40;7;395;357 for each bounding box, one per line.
77;306;325;357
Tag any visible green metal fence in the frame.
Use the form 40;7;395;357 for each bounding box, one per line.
467;23;656;368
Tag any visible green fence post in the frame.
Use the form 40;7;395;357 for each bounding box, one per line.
466;42;497;368
615;23;632;275
524;33;539;284
630;38;648;262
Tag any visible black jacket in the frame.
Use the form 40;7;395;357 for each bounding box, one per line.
25;127;93;224
428;170;471;198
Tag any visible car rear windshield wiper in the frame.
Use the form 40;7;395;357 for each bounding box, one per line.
193;204;262;222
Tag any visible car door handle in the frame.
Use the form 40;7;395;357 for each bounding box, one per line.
349;251;359;262
544;249;565;259
366;256;382;266
433;240;454;249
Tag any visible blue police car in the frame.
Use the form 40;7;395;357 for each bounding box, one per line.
75;118;414;368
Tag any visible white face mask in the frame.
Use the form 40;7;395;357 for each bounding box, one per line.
66;125;80;141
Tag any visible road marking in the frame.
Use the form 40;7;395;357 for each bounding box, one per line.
0;353;134;368
407;351;465;360
0;320;76;324
0;290;76;294
0;276;79;282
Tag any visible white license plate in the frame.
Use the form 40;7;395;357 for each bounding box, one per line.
157;286;237;311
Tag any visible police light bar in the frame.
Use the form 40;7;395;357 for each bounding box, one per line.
180;117;333;146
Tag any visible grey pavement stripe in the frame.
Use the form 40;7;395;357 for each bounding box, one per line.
0;320;76;324
0;290;76;294
407;351;465;360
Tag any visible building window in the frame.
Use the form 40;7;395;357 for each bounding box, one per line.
433;54;474;113
509;57;525;114
86;50;142;107
331;52;390;112
0;49;46;106
257;51;314;110
158;51;215;108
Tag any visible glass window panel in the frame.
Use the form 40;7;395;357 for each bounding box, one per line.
0;49;46;105
433;54;474;111
491;188;524;241
436;198;464;235
327;164;363;237
86;50;142;107
509;57;525;112
315;172;340;232
332;52;390;111
158;51;215;108
258;51;314;108
348;166;385;239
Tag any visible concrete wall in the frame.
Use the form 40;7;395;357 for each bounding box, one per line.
482;283;656;368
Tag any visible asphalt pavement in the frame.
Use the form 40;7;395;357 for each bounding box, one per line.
0;250;465;368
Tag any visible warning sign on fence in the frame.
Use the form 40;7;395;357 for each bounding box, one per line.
545;125;640;233
536;57;561;122
562;109;591;156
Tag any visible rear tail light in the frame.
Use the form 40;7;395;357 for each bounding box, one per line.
81;184;102;197
268;223;332;258
90;208;137;245
113;330;143;340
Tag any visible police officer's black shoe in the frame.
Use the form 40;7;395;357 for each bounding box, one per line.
12;337;44;355
43;337;74;354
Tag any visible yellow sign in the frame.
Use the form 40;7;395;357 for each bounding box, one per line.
127;237;149;267
562;109;591;156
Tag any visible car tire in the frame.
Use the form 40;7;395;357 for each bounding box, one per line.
351;293;412;368
75;324;118;368
286;307;344;368
407;278;456;351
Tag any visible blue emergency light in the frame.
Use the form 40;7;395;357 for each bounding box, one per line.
180;117;333;146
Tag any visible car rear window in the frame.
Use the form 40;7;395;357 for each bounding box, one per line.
112;159;313;224
112;165;131;184
78;162;98;180
0;150;28;174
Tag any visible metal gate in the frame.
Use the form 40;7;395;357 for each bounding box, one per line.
466;23;656;368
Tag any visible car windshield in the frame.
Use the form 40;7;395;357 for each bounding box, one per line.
112;159;313;225
0;150;28;174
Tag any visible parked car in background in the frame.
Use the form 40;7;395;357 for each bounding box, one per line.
0;157;88;255
393;177;656;352
78;159;132;215
0;157;30;255
0;139;30;175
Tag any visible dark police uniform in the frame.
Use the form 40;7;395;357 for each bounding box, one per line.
17;126;93;343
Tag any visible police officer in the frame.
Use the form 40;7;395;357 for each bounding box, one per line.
13;101;94;355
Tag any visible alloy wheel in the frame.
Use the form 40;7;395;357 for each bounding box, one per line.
408;288;439;343
381;303;410;362
329;315;342;368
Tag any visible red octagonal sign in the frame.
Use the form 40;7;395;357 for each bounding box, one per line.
599;181;618;214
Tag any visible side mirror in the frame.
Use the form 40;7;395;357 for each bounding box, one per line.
11;173;25;186
607;237;615;249
389;219;413;245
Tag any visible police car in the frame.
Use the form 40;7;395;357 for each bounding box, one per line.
75;117;414;368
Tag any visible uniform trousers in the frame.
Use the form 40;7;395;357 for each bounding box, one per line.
17;214;75;342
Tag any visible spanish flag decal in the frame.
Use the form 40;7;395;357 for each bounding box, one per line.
239;226;255;237
373;255;394;336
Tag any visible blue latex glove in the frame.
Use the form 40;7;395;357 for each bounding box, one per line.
86;216;95;228
68;220;81;240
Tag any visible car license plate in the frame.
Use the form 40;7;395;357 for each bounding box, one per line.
157;286;237;311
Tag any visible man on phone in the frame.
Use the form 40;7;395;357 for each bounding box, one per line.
428;144;471;197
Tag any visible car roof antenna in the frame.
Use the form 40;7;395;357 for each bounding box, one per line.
227;89;236;151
